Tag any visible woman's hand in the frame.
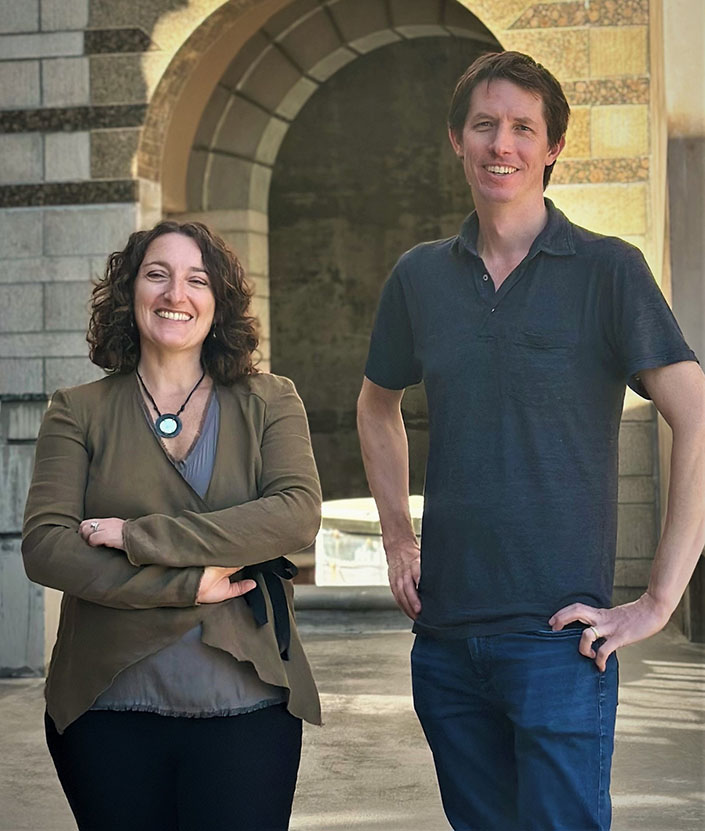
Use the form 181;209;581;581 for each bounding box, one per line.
197;566;257;604
79;518;126;550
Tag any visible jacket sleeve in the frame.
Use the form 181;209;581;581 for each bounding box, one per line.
22;389;203;610
122;377;322;569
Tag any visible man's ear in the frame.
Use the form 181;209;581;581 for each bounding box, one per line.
547;134;566;165
448;126;463;158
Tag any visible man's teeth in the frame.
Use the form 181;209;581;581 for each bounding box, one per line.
156;310;191;321
486;166;517;174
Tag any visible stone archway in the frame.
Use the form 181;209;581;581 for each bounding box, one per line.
169;0;498;366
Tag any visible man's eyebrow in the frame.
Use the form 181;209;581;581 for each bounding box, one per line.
141;260;208;274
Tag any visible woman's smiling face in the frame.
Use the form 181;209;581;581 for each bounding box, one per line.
133;232;216;357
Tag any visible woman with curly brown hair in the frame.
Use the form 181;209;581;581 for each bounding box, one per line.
22;221;322;831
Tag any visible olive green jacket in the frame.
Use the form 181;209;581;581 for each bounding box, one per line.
22;372;322;734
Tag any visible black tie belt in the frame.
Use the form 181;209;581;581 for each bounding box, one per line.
239;557;298;661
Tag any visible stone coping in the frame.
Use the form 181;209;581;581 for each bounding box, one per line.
320;495;423;535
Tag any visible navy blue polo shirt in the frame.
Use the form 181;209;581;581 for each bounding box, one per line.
365;199;697;638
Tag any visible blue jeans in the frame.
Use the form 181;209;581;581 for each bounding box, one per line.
411;630;618;831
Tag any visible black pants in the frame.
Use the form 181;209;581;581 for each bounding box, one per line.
45;704;302;831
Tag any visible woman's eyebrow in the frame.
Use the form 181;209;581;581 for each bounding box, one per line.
141;260;208;274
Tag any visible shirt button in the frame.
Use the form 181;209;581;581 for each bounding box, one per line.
491;308;496;313
482;273;489;281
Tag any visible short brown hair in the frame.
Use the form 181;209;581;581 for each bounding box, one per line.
88;221;259;385
448;51;570;189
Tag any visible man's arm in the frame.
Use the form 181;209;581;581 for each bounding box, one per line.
357;377;421;619
550;360;705;669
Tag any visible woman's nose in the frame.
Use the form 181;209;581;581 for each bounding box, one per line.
163;278;186;303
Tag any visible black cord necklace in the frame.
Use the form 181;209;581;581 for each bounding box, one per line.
136;368;206;438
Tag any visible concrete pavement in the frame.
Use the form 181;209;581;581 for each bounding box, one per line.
1;610;703;831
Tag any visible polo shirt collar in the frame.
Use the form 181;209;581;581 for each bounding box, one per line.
456;198;575;259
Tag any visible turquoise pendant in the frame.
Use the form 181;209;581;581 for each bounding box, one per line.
156;414;182;438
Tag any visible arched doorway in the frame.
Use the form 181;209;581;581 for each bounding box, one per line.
269;35;491;499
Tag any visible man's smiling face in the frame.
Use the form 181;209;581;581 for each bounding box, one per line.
449;78;564;209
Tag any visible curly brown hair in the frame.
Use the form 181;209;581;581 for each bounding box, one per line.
87;220;259;385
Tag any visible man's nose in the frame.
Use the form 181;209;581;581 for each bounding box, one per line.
490;123;514;155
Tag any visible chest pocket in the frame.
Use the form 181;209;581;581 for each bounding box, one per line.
507;329;583;407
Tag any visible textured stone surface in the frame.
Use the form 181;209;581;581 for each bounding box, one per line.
41;0;88;31
590;26;648;78
41;56;89;106
238;45;305;113
389;0;443;26
193;84;230;148
617;504;658;559
0;179;138;207
0;60;41;108
501;28;589;79
347;29;401;55
256;116;290;165
44;281;93;331
89;54;148;105
2;399;47;440
0;0;39;33
0;31;83;59
262;0;320;40
0;104;147;134
0;445;37;531
85;28;152;54
211;94;270;159
614;557;653;588
0;133;43;184
0;359;43;395
0;537;45;675
591;105;649;159
277;7;343;75
205;154;256;211
44;357;103;391
327;0;390;45
618;421;654;476
275;76;318;121
90;128;139;179
0;332;89;358
547;182;646;236
221;230;268;276
308;46;357;84
564;77;650;107
43;203;137;255
562;106;590;159
44;131;90;182
0;284;43;333
618;475;656;504
511;0;648;28
551;157;649;185
0;209;43;258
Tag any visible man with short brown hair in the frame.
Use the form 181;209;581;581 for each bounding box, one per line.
357;51;705;830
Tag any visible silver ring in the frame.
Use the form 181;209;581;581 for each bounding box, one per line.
90;521;99;532
589;625;601;640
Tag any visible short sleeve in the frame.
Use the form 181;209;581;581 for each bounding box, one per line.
609;245;698;398
364;266;423;390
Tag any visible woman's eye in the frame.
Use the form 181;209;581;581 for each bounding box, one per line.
147;271;167;279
